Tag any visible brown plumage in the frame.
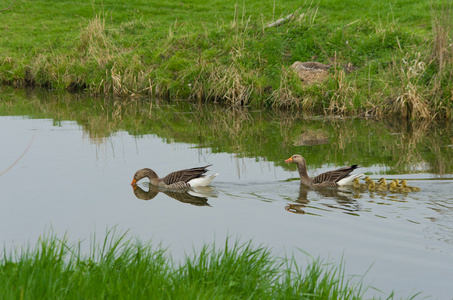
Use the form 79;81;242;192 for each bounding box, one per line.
299;61;332;71
131;165;217;189
285;154;362;188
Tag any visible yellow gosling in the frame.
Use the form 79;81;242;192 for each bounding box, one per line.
353;178;367;191
378;177;388;185
392;179;401;187
371;180;388;192
389;181;410;193
389;181;399;193
367;180;376;191
377;178;389;189
399;185;411;193
400;180;421;192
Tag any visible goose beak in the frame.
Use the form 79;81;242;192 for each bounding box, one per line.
130;179;137;186
285;157;293;163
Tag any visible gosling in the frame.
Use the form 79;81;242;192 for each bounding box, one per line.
400;180;421;192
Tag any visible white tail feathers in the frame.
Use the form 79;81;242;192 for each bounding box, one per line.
188;173;219;187
337;173;364;186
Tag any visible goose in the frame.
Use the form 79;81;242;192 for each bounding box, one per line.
363;176;372;182
131;165;218;189
367;180;376;191
285;154;363;188
299;61;332;71
368;180;387;192
389;181;411;193
389;181;399;193
378;178;390;188
400;180;421;192
353;177;367;191
363;176;375;187
392;179;401;187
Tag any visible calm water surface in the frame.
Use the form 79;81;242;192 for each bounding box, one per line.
0;91;452;299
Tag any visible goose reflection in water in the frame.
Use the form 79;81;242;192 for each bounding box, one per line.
285;185;360;215
132;184;217;207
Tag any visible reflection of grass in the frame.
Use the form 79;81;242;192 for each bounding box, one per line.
0;229;380;299
0;88;452;175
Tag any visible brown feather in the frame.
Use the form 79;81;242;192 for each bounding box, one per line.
285;154;359;188
312;165;358;184
162;165;212;185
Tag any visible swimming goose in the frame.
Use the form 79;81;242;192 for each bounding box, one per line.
368;180;387;192
367;180;376;191
378;178;390;188
131;165;218;189
389;181;399;193
389;181;411;193
392;179;401;187
400;180;421;192
353;177;367;191
285;154;363;188
363;176;375;187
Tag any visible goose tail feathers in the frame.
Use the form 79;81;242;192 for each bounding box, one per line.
188;173;219;187
337;173;364;186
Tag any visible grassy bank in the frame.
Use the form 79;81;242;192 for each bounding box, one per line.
0;230;378;299
0;0;452;119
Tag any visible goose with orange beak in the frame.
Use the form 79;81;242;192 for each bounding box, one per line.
285;154;363;188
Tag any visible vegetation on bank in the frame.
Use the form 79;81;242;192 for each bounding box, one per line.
0;230;381;299
1;89;452;175
0;0;452;119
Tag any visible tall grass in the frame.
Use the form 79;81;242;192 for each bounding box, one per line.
1;0;452;118
0;229;378;299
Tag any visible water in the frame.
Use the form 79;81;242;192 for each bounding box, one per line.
1;91;453;299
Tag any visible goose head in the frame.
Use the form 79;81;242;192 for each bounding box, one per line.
285;154;305;164
131;168;158;186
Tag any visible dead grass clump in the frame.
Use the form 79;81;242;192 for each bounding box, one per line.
326;67;357;115
78;17;153;96
202;61;253;106
270;67;300;108
387;54;432;120
78;15;118;68
270;66;320;110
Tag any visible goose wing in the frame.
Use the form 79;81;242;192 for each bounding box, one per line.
162;165;212;185
312;165;358;184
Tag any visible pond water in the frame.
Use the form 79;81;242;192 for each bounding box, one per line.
1;89;452;299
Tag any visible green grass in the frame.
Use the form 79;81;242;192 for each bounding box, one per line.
0;0;452;118
0;229;381;299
